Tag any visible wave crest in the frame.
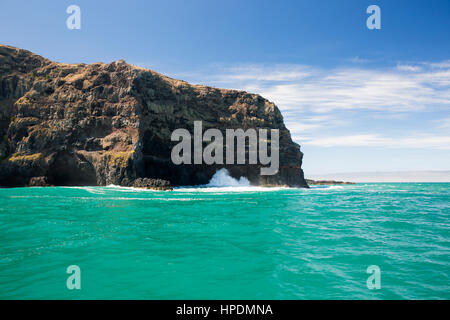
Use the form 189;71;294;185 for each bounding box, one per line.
206;168;250;187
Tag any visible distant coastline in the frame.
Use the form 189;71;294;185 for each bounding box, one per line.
306;179;355;185
307;171;450;183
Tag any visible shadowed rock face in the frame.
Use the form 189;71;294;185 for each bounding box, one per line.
0;44;308;188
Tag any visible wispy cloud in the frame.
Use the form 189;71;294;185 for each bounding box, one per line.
348;56;370;64
396;64;423;72
185;62;450;114
217;64;313;82
435;117;450;129
283;122;322;133
302;134;450;149
426;60;450;69
175;60;450;150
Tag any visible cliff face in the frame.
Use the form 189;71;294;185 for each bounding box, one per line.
0;45;308;188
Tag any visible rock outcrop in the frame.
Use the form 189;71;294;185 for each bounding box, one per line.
0;44;308;189
131;178;173;191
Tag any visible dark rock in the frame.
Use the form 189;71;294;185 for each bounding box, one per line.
28;176;52;187
132;177;172;190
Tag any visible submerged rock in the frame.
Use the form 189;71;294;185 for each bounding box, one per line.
0;44;308;188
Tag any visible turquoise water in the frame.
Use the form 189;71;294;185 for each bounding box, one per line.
0;183;449;299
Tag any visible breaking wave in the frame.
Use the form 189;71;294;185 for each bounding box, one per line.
175;168;286;192
205;168;250;187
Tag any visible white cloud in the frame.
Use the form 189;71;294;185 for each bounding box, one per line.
185;62;450;114
435;117;450;129
426;60;450;69
260;68;449;113
174;61;450;150
284;122;322;133
302;133;450;150
348;56;369;64
396;64;422;72
218;65;313;82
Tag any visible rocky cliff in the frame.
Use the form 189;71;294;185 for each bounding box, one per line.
0;45;308;188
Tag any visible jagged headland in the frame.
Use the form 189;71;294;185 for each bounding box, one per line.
0;45;308;190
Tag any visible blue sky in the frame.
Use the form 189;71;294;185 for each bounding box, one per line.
1;0;449;176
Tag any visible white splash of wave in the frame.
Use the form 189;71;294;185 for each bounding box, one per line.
175;168;287;192
205;168;250;187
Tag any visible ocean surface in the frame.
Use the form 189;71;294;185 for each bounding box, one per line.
0;179;449;299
